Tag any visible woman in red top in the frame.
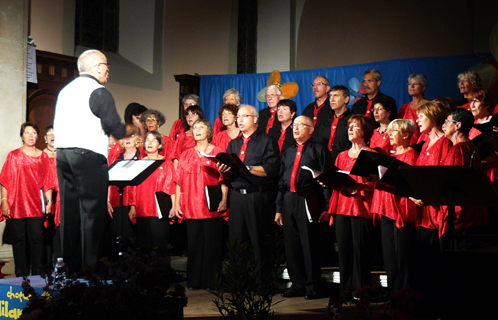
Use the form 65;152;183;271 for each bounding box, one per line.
370;96;397;155
455;71;481;109
1;122;53;276
170;105;206;169
174;119;228;289
42;125;60;269
131;131;176;254
169;94;201;141
409;102;450;310
139;109;173;159
107;134;141;260
326;115;375;298
213;89;242;136
371;119;419;292
212;104;240;151
398;74;429;146
441;108;488;244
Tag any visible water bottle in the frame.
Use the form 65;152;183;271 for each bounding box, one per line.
54;257;66;284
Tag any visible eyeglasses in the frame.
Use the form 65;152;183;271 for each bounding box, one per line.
444;119;459;125
98;62;111;68
265;94;280;99
146;118;157;123
348;124;361;130
408;82;422;86
237;114;256;119
373;107;385;113
310;82;327;87
291;122;313;129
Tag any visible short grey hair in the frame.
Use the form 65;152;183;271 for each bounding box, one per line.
266;85;282;96
223;88;242;104
315;75;330;86
364;69;382;81
182;94;201;106
408;73;428;88
77;49;103;73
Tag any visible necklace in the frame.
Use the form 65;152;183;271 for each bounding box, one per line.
196;144;209;154
377;127;388;134
46;147;56;153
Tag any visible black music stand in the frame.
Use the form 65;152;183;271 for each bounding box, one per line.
108;159;165;257
399;166;498;250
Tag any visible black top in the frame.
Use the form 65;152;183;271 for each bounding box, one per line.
302;98;333;139
276;138;333;212
455;97;468;106
269;124;296;156
258;107;281;134
351;90;397;127
317;108;353;162
226;130;280;188
83;74;127;140
116;149;141;161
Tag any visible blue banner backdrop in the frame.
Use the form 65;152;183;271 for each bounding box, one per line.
200;54;482;124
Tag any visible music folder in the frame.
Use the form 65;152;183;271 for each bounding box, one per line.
378;159;416;198
349;150;395;177
301;165;356;190
155;191;172;219
200;151;251;176
204;185;230;211
108;159;165;188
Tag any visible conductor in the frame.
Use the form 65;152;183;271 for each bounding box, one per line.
54;49;136;273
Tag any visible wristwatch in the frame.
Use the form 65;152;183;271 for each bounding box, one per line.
246;165;252;172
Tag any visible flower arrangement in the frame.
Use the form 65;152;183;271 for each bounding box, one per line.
20;249;187;320
327;285;423;320
211;234;284;320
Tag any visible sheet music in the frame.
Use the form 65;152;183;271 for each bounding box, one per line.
40;189;45;214
304;199;313;223
301;165;321;179
378;165;388;179
205;186;211;209
109;160;157;181
154;193;163;219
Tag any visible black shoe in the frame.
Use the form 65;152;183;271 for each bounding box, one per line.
281;289;305;298
304;290;319;300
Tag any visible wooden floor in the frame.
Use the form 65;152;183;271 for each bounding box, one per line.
184;288;332;320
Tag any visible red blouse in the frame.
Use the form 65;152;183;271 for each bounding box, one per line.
213;118;225;136
140;135;173;159
439;141;488;237
46;156;61;227
415;136;452;230
0;149;53;220
169;132;195;161
371;149;419;229
370;130;394;155
212;130;239;152
169;119;185;141
398;103;421;146
175;147;228;220
327;150;374;225
134;159;176;218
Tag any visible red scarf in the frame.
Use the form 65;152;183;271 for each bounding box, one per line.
328;113;344;151
290;144;305;192
266;109;277;134
278;129;286;154
239;136;251;162
313;102;326;126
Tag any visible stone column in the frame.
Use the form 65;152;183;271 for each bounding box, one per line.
0;0;29;263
